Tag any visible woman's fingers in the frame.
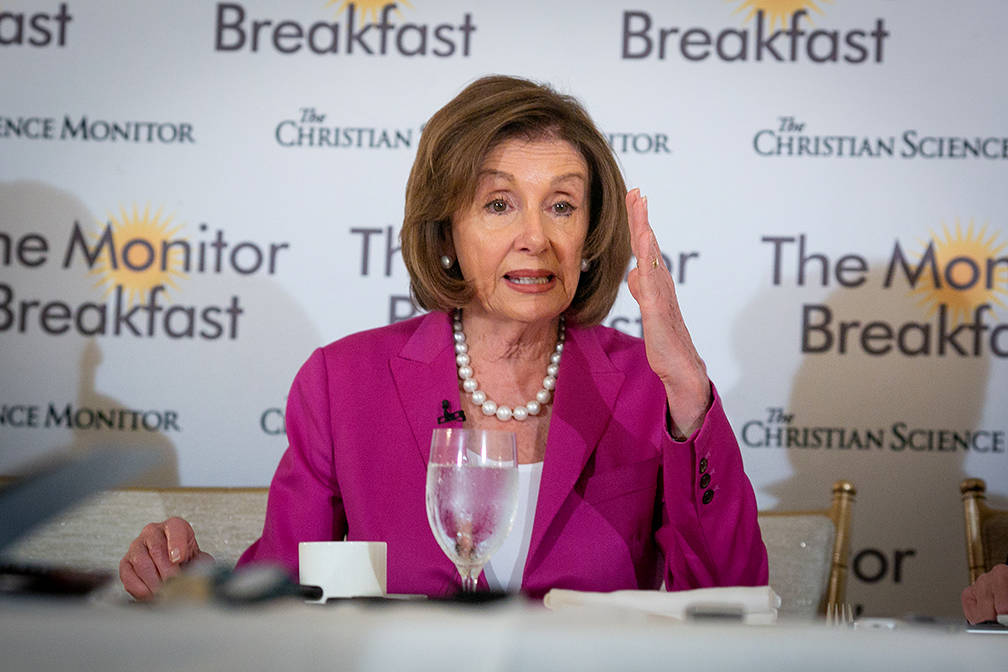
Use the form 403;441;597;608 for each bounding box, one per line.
119;542;158;599
626;188;651;260
119;518;204;600
120;524;171;599
994;565;1008;616
624;187;710;437
163;516;201;564
627;190;660;272
625;189;672;312
624;187;688;353
962;582;994;624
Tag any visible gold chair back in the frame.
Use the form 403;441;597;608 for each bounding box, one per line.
759;479;856;617
960;478;1008;584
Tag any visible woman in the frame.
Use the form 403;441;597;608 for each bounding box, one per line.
120;75;768;599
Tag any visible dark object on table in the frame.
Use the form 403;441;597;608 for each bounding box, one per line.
0;446;161;553
0;446;161;597
0;563;114;597
435;589;514;605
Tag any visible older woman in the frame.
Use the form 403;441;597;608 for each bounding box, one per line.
120;75;767;599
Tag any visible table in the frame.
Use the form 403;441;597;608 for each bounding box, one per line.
1;595;1003;671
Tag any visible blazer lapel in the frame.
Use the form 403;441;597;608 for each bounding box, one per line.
525;324;626;572
389;311;463;470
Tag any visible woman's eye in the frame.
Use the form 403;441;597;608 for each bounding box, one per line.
552;201;575;216
486;199;508;213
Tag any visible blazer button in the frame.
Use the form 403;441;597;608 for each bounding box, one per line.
702;489;714;505
699;473;711;489
699;457;708;474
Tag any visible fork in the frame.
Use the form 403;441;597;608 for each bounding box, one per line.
826;602;854;628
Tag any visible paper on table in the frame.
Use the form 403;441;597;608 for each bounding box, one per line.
543;585;781;624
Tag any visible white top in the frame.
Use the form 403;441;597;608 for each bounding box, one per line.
484;461;544;592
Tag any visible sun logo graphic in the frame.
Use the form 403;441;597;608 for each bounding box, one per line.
326;0;413;23
730;0;832;30
909;219;1008;324
88;205;187;306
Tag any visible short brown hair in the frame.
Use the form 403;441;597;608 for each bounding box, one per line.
401;75;630;326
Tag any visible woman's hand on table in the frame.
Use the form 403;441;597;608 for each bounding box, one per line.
119;517;213;600
625;188;710;439
962;563;1008;624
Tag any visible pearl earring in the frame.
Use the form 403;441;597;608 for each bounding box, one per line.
580;258;589;272
440;255;453;269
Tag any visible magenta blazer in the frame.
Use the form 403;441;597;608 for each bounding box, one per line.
237;311;768;597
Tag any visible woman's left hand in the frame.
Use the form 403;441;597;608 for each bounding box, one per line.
625;188;711;438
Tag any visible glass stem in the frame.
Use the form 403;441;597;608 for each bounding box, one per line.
459;565;480;592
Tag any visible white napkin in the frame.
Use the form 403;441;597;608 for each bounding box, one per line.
543;585;781;624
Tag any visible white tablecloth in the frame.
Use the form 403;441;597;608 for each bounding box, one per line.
1;596;1003;672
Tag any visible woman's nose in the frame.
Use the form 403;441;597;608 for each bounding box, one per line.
514;210;548;253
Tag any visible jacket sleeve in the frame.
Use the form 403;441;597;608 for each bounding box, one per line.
235;348;347;577
655;383;769;590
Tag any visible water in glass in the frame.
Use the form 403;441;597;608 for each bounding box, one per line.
425;428;518;592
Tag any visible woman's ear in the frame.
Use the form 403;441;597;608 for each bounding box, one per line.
440;222;456;261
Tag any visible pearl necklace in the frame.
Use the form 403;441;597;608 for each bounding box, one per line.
452;309;564;422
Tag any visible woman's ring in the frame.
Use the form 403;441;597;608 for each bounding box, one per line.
651;257;660;269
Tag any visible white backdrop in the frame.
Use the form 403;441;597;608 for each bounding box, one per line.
2;0;1006;618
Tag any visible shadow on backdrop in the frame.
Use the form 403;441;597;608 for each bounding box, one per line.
1;178;324;486
728;263;993;618
1;180;179;483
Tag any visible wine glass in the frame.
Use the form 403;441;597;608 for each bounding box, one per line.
425;428;519;592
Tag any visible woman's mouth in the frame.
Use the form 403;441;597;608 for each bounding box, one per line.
506;274;553;285
504;271;556;292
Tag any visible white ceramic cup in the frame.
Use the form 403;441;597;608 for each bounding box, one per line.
298;541;387;602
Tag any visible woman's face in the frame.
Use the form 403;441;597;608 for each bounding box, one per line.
451;136;590;326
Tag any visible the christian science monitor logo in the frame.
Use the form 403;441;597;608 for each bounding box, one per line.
754;117;1008;160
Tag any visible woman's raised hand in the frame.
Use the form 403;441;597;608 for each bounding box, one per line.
119;517;213;600
625;188;710;439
